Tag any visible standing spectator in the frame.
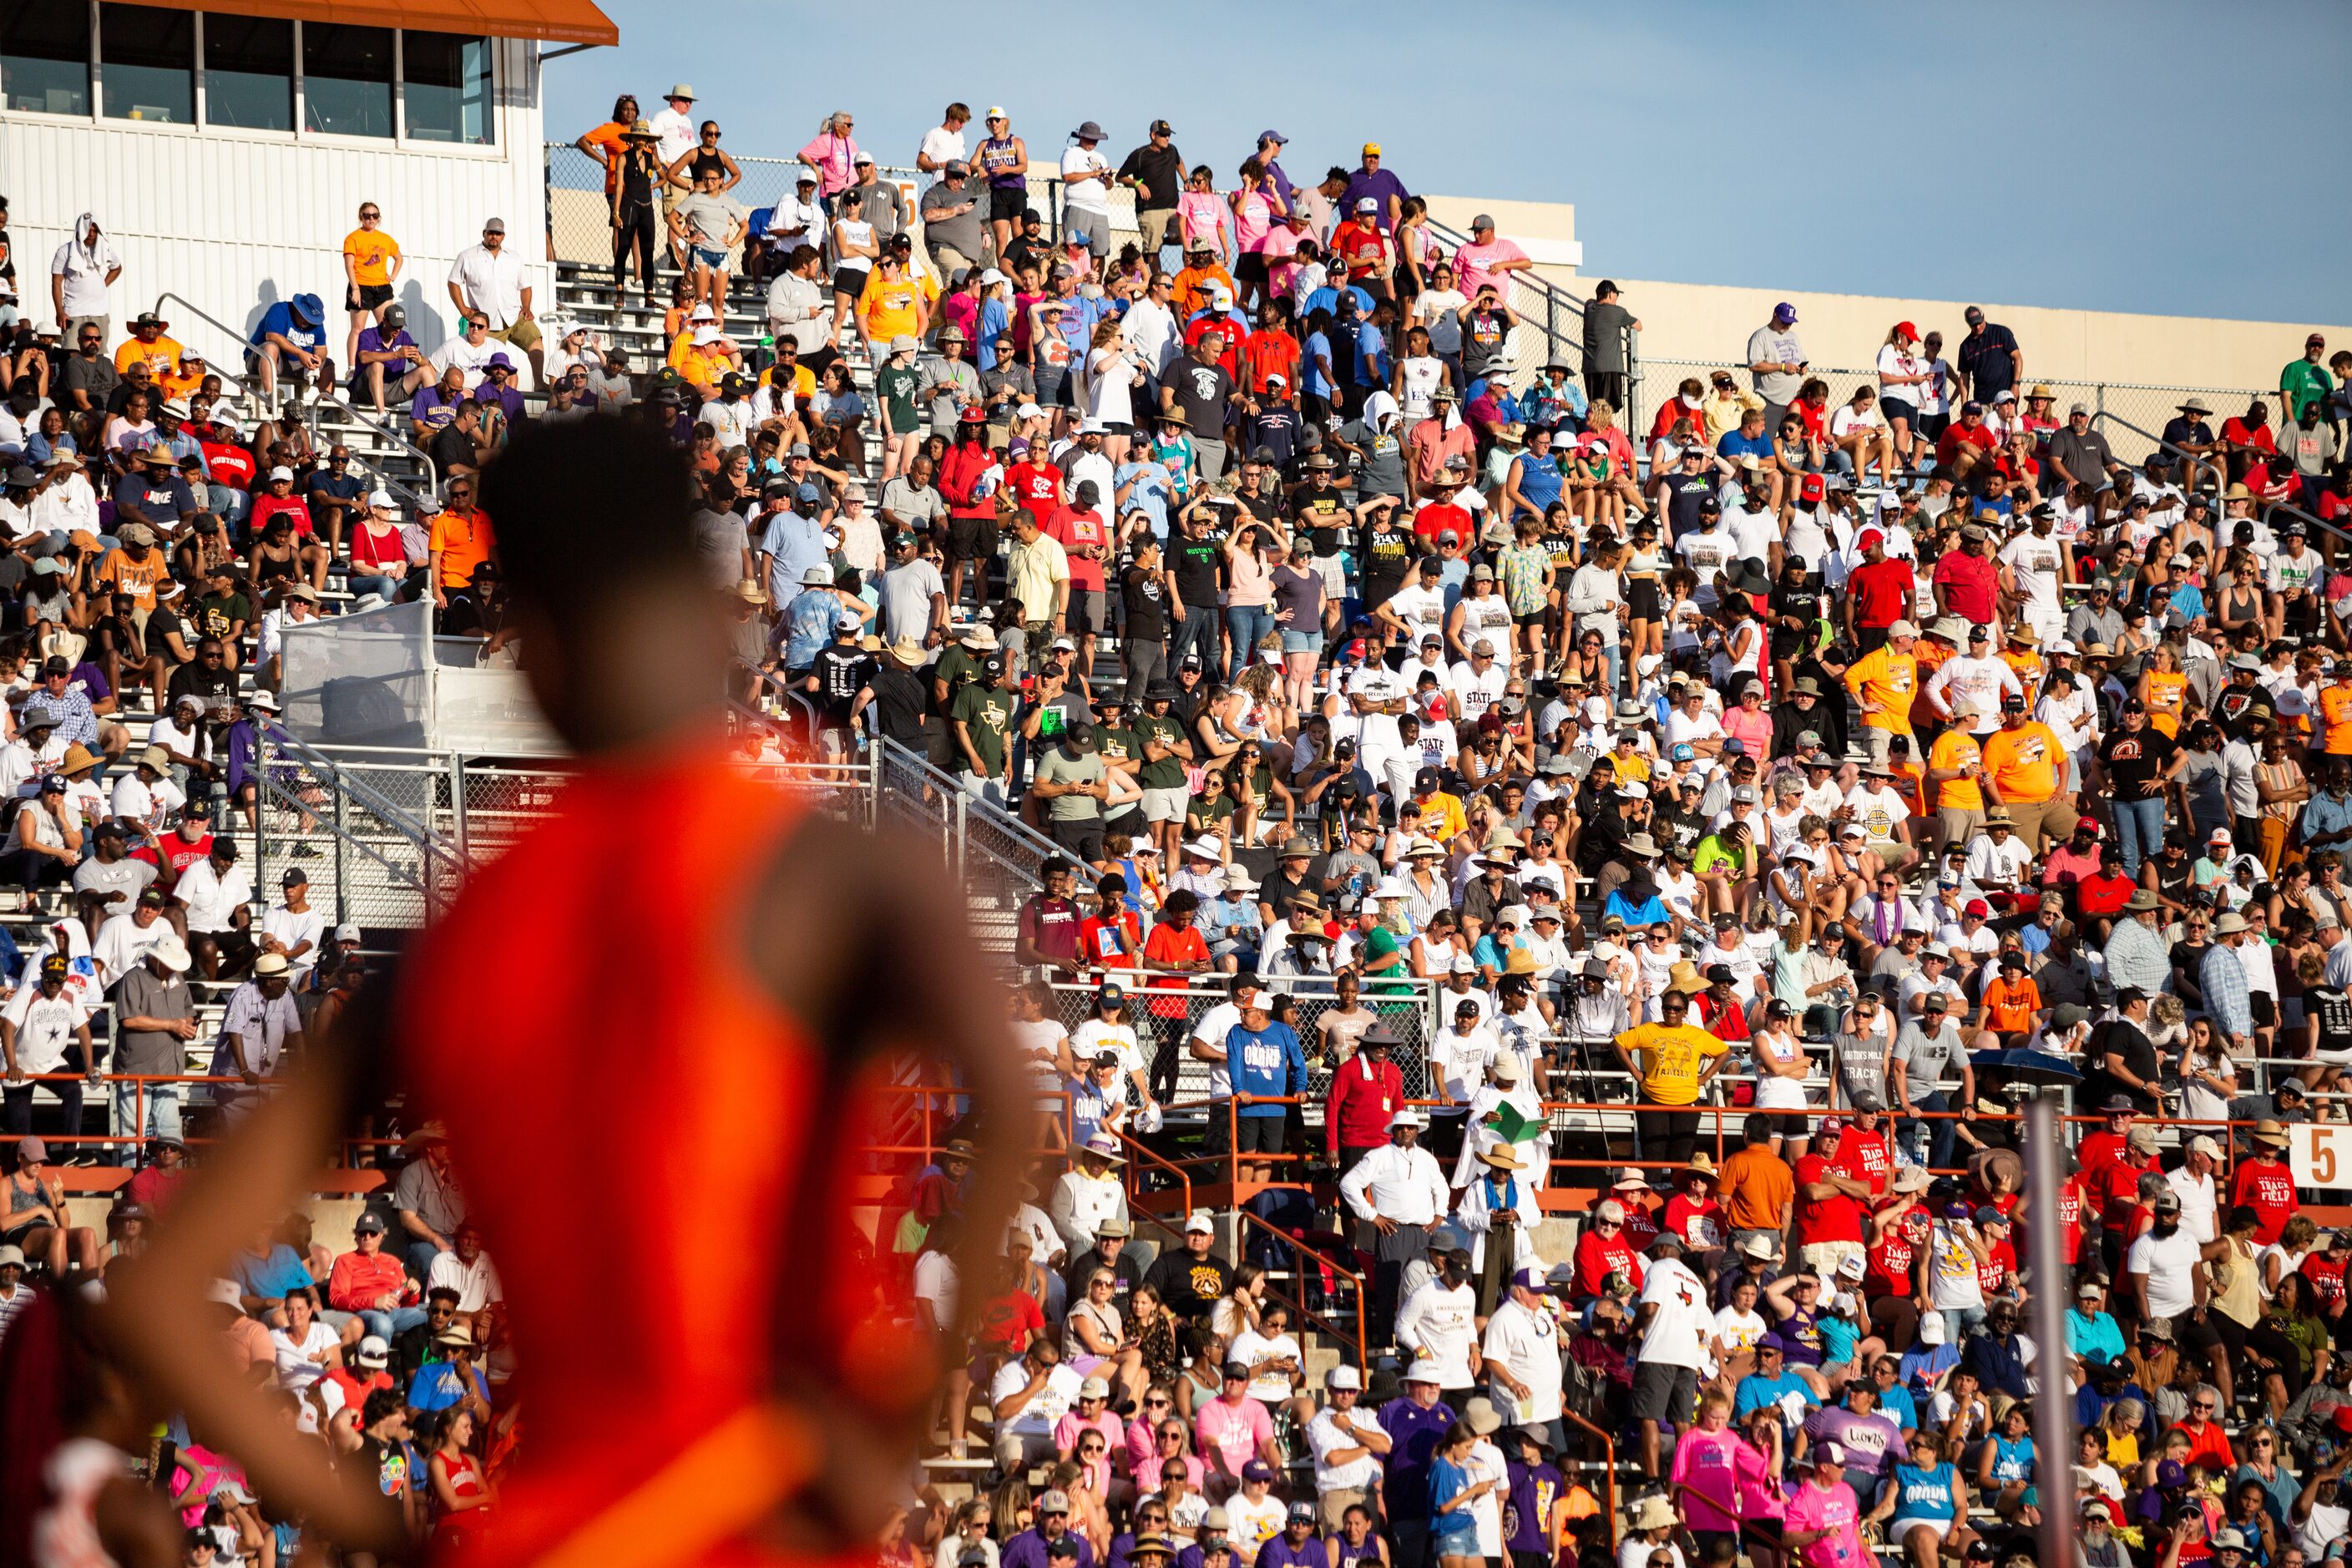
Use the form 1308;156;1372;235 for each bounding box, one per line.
446;218;539;385
1956;306;2023;405
1118;120;1186;263
1581;281;1637;412
1340;1108;1449;1335
50;215;122;341
340;201;402;372
1745;303;1806;431
916;102;970;178
1061;122;1115;260
1341;144;1408;233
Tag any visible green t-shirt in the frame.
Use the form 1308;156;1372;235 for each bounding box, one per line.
196;590;255;643
1095;724;1137;773
1133;711;1188;791
948;682;1014;776
1034;744;1105;822
932;643;979;695
1692;832;1748;878
1185;792;1235;837
876;363;923;435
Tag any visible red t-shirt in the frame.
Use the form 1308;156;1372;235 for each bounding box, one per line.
1334;222;1389;274
1008;461;1065;528
1864;1201;1930;1298
1694;991;1751;1043
2231;1158;2298;1246
1570;1227;1643;1300
1849;559;1915;629
133;831;214;882
200;441;255;492
2304;1252;2348;1311
1935;421;1998;468
1141;923;1208;1018
1662;1193;1727;1252
1975;1236;2017;1297
1076;911;1141;972
972;1287;1046;1356
2056;1176;2087;1266
2092;1154;2152;1228
2077;1130;2127;1181
1611;1198;1660;1254
1793;1152;1864;1246
1828;1129;1891;1200
1931;550;1999;624
250;491;314;539
1044;504;1108;591
2075;873;2137;919
1413;502;1473;547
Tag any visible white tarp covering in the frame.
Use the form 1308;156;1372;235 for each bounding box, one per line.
281;599;562;756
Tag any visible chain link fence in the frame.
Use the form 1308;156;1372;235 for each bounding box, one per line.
1048;979;1440;1105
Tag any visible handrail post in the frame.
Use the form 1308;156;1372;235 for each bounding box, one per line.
448;752;471;862
331;784;350;924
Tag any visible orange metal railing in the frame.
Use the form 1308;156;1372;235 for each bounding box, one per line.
1237;1206;1370;1378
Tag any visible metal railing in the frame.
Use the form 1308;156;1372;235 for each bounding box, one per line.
150;291;274;425
1237;1207;1369;1378
311;399;442;513
1417;215;1639;417
2092;408;2352;549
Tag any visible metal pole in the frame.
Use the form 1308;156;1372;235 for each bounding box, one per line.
953;791;969;887
331;784;350;925
2024;1097;2076;1568
448;753;471;863
254;726;269;894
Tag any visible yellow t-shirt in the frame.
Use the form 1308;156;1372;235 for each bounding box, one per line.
1926;728;1984;812
1615;1022;1727;1106
857;267;936;343
1980;721;2062;804
1844;645;1917;735
1611;748;1651;785
343;228;402;288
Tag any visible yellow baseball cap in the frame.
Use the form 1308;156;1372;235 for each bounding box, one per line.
1362;142;1382;155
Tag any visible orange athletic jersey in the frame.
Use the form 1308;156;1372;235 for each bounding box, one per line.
402;740;888;1567
2322;683;2352;754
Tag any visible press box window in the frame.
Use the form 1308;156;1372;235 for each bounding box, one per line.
403;30;492;145
99;2;194;124
203;13;292;132
302;21;392;138
1;0;91;115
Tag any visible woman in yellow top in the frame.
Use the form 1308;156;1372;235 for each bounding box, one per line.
340;200;402;371
2137;643;2189;738
1610;985;1729;1166
1999;627;2043;707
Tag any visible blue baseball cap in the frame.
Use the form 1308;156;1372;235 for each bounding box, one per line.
1258;129;1287;146
1772;301;1798;324
1670;743;1694;761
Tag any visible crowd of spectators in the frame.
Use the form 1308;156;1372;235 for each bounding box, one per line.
5;84;2352;1568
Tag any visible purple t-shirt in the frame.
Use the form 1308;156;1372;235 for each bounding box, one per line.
1340;168;1409;231
1803;1407;1903;1479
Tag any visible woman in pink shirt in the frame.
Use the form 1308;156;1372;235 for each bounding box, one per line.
1722;684;1774;757
797;110;859;201
1177;168;1232;264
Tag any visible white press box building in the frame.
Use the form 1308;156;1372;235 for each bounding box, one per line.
1;0;615;367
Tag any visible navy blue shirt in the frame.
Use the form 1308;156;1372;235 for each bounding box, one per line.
1958;324;2021;400
1960;1330;2030;1400
1378;1393;1458;1520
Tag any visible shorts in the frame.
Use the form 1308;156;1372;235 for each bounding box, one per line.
1141;786;1189;823
1281;630;1320;654
1511;611;1543;629
1063;208;1110;256
490;318;541;352
1234;253;1269;288
691;245;730;270
1890;1520;1954;1545
1067;587;1105;635
1237;1115;1287;1153
1630;1359;1699;1424
989;186;1029;223
1879;396;1919;427
1048;816;1105;863
1627;579;1662;620
832;265;870;298
2251;992;2278;1029
2171;1308;2228;1359
345;282;393;312
1801;1240;1867;1279
1314;554;1347;597
945;514;999;563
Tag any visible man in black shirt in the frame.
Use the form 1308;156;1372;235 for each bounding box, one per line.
1166;501;1224;674
806;609;871;750
2082;986;2161;1115
58;322;118;418
1120;537;1168;697
1115;120;1185;261
1141;1215;1234;1323
858;638;930;750
1955;307;2021;402
1163;336;1237;479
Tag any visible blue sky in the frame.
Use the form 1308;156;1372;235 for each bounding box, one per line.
546;0;2350;325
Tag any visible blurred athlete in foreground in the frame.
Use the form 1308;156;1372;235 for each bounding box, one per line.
107;413;1024;1568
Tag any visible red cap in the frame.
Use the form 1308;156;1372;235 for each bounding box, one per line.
1965;898;1992;917
1800;475;1825;503
1858;528;1884;551
1894;321;1919;340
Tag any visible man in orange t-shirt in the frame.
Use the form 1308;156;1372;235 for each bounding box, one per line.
1718;1114;1796;1244
1979;696;2078;850
427;480;497;606
1978;953;2043;1043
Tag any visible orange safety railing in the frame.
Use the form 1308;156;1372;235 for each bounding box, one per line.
1236;1207;1369;1378
1117;1127;1194;1226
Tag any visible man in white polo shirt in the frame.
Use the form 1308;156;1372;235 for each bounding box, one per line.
1303;1363;1388;1529
1481;1265;1565;1451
